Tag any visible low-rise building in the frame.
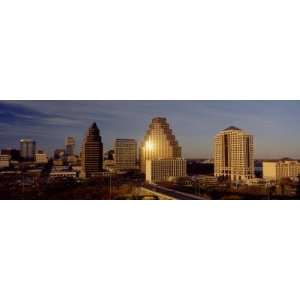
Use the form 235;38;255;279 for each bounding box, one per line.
66;155;79;165
50;171;77;178
35;153;48;164
146;159;187;184
246;178;266;186
263;160;300;181
0;155;11;169
53;159;64;166
196;175;218;186
103;159;116;172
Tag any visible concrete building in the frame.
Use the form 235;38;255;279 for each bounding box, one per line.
54;149;65;160
50;171;77;178
65;136;76;156
114;139;137;170
0;155;11;169
196;175;218;187
81;122;103;178
53;159;64;166
146;159;187;184
1;149;20;161
20;139;36;160
103;159;116;173
66;155;79;165
140;117;182;173
263;160;300;181
214;126;254;182
35;152;48;164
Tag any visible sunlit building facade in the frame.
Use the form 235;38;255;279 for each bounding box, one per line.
214;126;254;181
81;122;103;178
0;154;10;168
263;160;300;181
146;159;187;184
35;152;48;164
140;117;182;173
114;139;137;170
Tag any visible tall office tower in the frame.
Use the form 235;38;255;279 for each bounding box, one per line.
140;117;182;173
20;139;36;161
114;139;137;170
214;126;254;181
65;136;76;156
81;122;103;178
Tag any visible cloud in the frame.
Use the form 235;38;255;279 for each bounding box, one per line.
1;100;300;158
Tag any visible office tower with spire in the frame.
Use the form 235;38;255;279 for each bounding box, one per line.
65;136;76;156
20;139;36;161
81;123;103;178
140;117;182;173
214;126;254;181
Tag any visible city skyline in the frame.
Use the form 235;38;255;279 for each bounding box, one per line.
0;100;300;159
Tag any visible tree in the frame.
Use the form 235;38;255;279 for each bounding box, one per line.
266;185;276;200
279;177;293;196
221;195;241;200
296;175;300;199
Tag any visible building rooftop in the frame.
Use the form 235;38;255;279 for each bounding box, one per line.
90;122;98;129
223;126;242;131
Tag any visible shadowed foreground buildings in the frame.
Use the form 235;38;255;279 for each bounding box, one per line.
140;117;182;173
214;126;254;181
81;122;103;178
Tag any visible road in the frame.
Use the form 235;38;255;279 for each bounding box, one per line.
143;183;208;200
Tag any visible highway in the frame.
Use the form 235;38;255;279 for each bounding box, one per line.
143;183;208;200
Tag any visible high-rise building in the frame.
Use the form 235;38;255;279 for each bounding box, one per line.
263;159;300;181
214;126;254;181
140;117;182;173
114;139;137;170
81;122;103;178
65;136;76;156
146;159;187;184
20;139;36;161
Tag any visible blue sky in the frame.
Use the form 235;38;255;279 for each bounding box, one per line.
0;100;299;158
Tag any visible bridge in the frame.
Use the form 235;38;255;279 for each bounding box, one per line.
140;184;208;200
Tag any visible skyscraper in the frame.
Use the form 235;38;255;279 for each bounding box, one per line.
65;136;76;156
114;139;137;170
81;122;103;178
214;126;254;181
20;139;36;161
140;117;182;173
